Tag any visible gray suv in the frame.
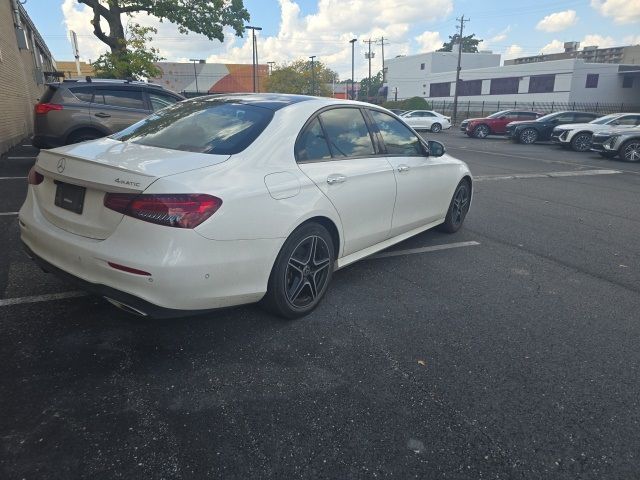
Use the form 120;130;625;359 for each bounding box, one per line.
33;79;184;149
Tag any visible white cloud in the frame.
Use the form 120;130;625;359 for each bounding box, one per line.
536;10;578;32
624;35;640;44
414;31;443;53
61;0;454;80
478;26;511;52
540;39;565;54
581;34;617;48
502;44;524;61
591;0;640;24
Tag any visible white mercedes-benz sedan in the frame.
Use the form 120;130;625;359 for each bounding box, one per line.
19;94;472;319
400;110;451;133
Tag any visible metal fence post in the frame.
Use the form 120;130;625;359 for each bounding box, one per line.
497;101;500;111
481;101;484;116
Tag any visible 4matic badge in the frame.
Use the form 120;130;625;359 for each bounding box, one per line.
114;178;141;187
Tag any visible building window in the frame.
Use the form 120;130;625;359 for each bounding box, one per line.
528;74;555;93
490;77;519;95
457;79;482;96
429;82;451;97
420;63;425;70
623;76;634;88
585;74;599;88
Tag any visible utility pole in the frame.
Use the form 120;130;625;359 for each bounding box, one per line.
451;15;469;126
189;59;204;94
377;36;387;83
349;38;357;100
246;26;262;93
364;39;375;99
309;55;316;95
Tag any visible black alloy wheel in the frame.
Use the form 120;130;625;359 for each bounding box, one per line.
430;122;442;133
473;124;490;139
262;223;335;319
571;132;592;152
439;180;471;233
519;128;539;144
621;140;640;162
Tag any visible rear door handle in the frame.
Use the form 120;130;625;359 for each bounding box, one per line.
397;165;410;172
326;174;347;185
94;112;111;118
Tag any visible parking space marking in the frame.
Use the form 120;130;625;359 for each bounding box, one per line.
474;169;621;181
0;212;19;216
0;291;88;307
371;241;480;260
6;156;36;160
0;177;27;180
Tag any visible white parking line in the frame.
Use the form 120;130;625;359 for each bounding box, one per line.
474;169;621;181
0;177;27;180
0;212;19;216
371;240;481;259
6;156;36;160
0;291;88;307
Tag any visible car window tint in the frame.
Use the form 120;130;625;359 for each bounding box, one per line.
319;108;375;158
370;110;424;156
112;99;274;155
518;112;537;119
575;114;597;123
94;89;145;109
617;115;640;126
149;92;178;112
296;118;332;162
553;113;575;122
69;87;93;103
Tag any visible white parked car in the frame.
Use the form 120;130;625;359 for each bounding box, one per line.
20;95;472;319
400;110;451;133
551;113;640;152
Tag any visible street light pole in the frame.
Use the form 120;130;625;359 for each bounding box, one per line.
245;26;262;93
452;15;468;125
309;55;316;95
189;58;204;94
349;38;357;100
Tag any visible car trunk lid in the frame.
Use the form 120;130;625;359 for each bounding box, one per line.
33;138;229;239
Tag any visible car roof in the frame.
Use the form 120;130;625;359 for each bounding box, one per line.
51;79;166;90
181;94;381;112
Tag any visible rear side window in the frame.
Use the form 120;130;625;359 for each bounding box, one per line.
69;87;94;103
149;92;179;112
40;86;57;103
575;113;597;123
94;89;145;109
296;118;332;162
318;108;375;158
112;99;274;155
369;110;424;156
518;112;538;119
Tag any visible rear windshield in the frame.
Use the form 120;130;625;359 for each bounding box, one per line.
40;85;57;103
112;99;274;155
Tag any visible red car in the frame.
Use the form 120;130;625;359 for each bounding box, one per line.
460;110;544;138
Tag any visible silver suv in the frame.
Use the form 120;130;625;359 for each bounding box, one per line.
33;79;184;149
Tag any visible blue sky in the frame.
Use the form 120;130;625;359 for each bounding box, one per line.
24;0;640;79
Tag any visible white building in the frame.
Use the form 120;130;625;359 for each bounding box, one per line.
385;51;500;100
386;57;640;106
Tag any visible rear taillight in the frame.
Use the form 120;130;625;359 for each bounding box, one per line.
34;103;63;115
27;166;44;185
104;193;222;229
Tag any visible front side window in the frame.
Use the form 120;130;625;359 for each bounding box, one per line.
318;108;375;158
149;92;179;112
615;115;640;126
112;99;274;155
296;118;332;162
369;110;424;156
94;89;145;109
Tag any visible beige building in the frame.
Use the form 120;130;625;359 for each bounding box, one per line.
56;60;95;79
1;0;56;153
505;41;640;66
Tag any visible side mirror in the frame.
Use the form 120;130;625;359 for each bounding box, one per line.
427;140;446;157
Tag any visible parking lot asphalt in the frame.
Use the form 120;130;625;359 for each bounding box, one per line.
1;131;639;479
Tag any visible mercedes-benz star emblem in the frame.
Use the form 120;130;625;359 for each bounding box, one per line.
56;158;66;173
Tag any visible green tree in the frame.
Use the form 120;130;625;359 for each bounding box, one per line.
78;0;249;66
358;71;383;101
91;23;163;79
265;60;339;97
437;33;482;53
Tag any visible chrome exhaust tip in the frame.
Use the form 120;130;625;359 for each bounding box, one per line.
104;297;148;317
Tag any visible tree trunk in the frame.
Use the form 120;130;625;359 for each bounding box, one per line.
79;0;126;55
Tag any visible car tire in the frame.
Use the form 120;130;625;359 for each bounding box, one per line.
430;122;442;133
570;132;592;152
519;128;538;145
473;124;490;139
620;140;640;162
261;222;335;319
67;129;102;145
598;151;617;159
438;179;471;234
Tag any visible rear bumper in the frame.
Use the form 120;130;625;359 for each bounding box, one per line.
18;187;283;315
